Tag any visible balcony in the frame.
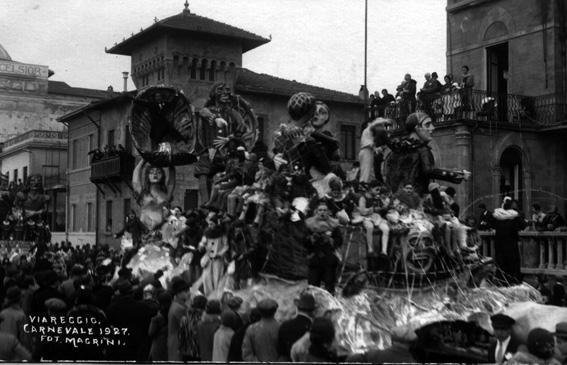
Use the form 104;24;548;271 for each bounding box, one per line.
90;152;135;183
372;90;567;130
479;231;567;276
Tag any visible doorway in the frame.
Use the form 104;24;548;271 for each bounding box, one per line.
499;147;523;209
486;43;509;121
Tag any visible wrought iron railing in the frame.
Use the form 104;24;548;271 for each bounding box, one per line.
370;90;567;129
90;152;135;183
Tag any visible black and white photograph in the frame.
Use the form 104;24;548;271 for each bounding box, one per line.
0;0;567;363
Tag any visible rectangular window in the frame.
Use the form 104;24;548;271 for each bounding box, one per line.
123;198;131;220
86;202;94;232
23;166;28;184
13;169;18;183
257;115;267;144
72;139;79;169
340;124;357;161
184;189;199;210
106;200;113;232
125;125;132;152
71;204;77;232
107;129;115;147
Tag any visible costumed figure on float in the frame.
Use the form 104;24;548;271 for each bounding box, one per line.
119;84;551;361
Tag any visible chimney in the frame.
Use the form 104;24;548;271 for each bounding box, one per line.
122;72;129;92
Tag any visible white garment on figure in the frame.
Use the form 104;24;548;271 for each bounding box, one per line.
495;336;511;363
358;147;374;183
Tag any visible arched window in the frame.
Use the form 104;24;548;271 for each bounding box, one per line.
189;58;197;79
200;59;208;80
219;61;227;81
209;60;216;81
499;146;523;207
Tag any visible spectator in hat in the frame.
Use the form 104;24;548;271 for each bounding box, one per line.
106;279;156;361
0;287;28;348
59;264;85;303
489;313;519;363
242;298;280;362
305;317;338;362
228;307;261;362
227;295;246;330
554;322;567;364
149;292;172;361
278;292;316;361
167;277;189;361
179;294;207;361
197;299;222;361
212;309;240;361
30;270;64;315
511;328;559;365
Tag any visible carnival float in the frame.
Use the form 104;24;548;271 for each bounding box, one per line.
121;83;557;361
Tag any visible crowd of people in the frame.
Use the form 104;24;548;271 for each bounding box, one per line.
367;66;475;123
0;175;50;244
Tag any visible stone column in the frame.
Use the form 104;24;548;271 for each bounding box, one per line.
454;125;472;216
491;165;502;210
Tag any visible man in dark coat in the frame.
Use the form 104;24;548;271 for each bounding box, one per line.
488;314;519;363
385;112;469;196
106;281;156;361
488;197;527;285
278;293;316;361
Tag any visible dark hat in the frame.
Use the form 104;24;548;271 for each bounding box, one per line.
117;280;133;295
491;313;515;329
5;286;21;305
170;276;189;295
257;298;278;317
192;295;207;310
295;293;316;312
157;292;173;307
527;328;555;359
44;298;67;312
310;317;336;344
206;299;222;315
554;322;567;339
118;267;132;277
221;309;240;331
43;270;60;287
227;296;243;310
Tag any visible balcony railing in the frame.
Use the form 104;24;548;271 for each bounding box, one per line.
371;90;567;130
90;152;135;183
478;231;567;276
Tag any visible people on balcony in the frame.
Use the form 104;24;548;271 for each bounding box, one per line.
459;65;475;112
396;73;417;122
530;203;547;231
418;72;442;122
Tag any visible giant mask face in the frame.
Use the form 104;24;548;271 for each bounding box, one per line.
310;102;330;129
213;83;232;105
29;174;43;191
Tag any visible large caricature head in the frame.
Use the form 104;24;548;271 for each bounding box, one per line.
310;101;331;129
405;112;434;142
210;82;232;105
28;174;43;192
287;92;316;125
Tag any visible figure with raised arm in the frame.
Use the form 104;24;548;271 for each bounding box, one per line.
132;159;176;240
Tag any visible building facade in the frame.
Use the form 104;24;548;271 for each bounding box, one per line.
436;0;567;219
60;5;365;246
0;44;108;243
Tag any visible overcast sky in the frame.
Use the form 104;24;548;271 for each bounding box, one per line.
1;0;447;95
